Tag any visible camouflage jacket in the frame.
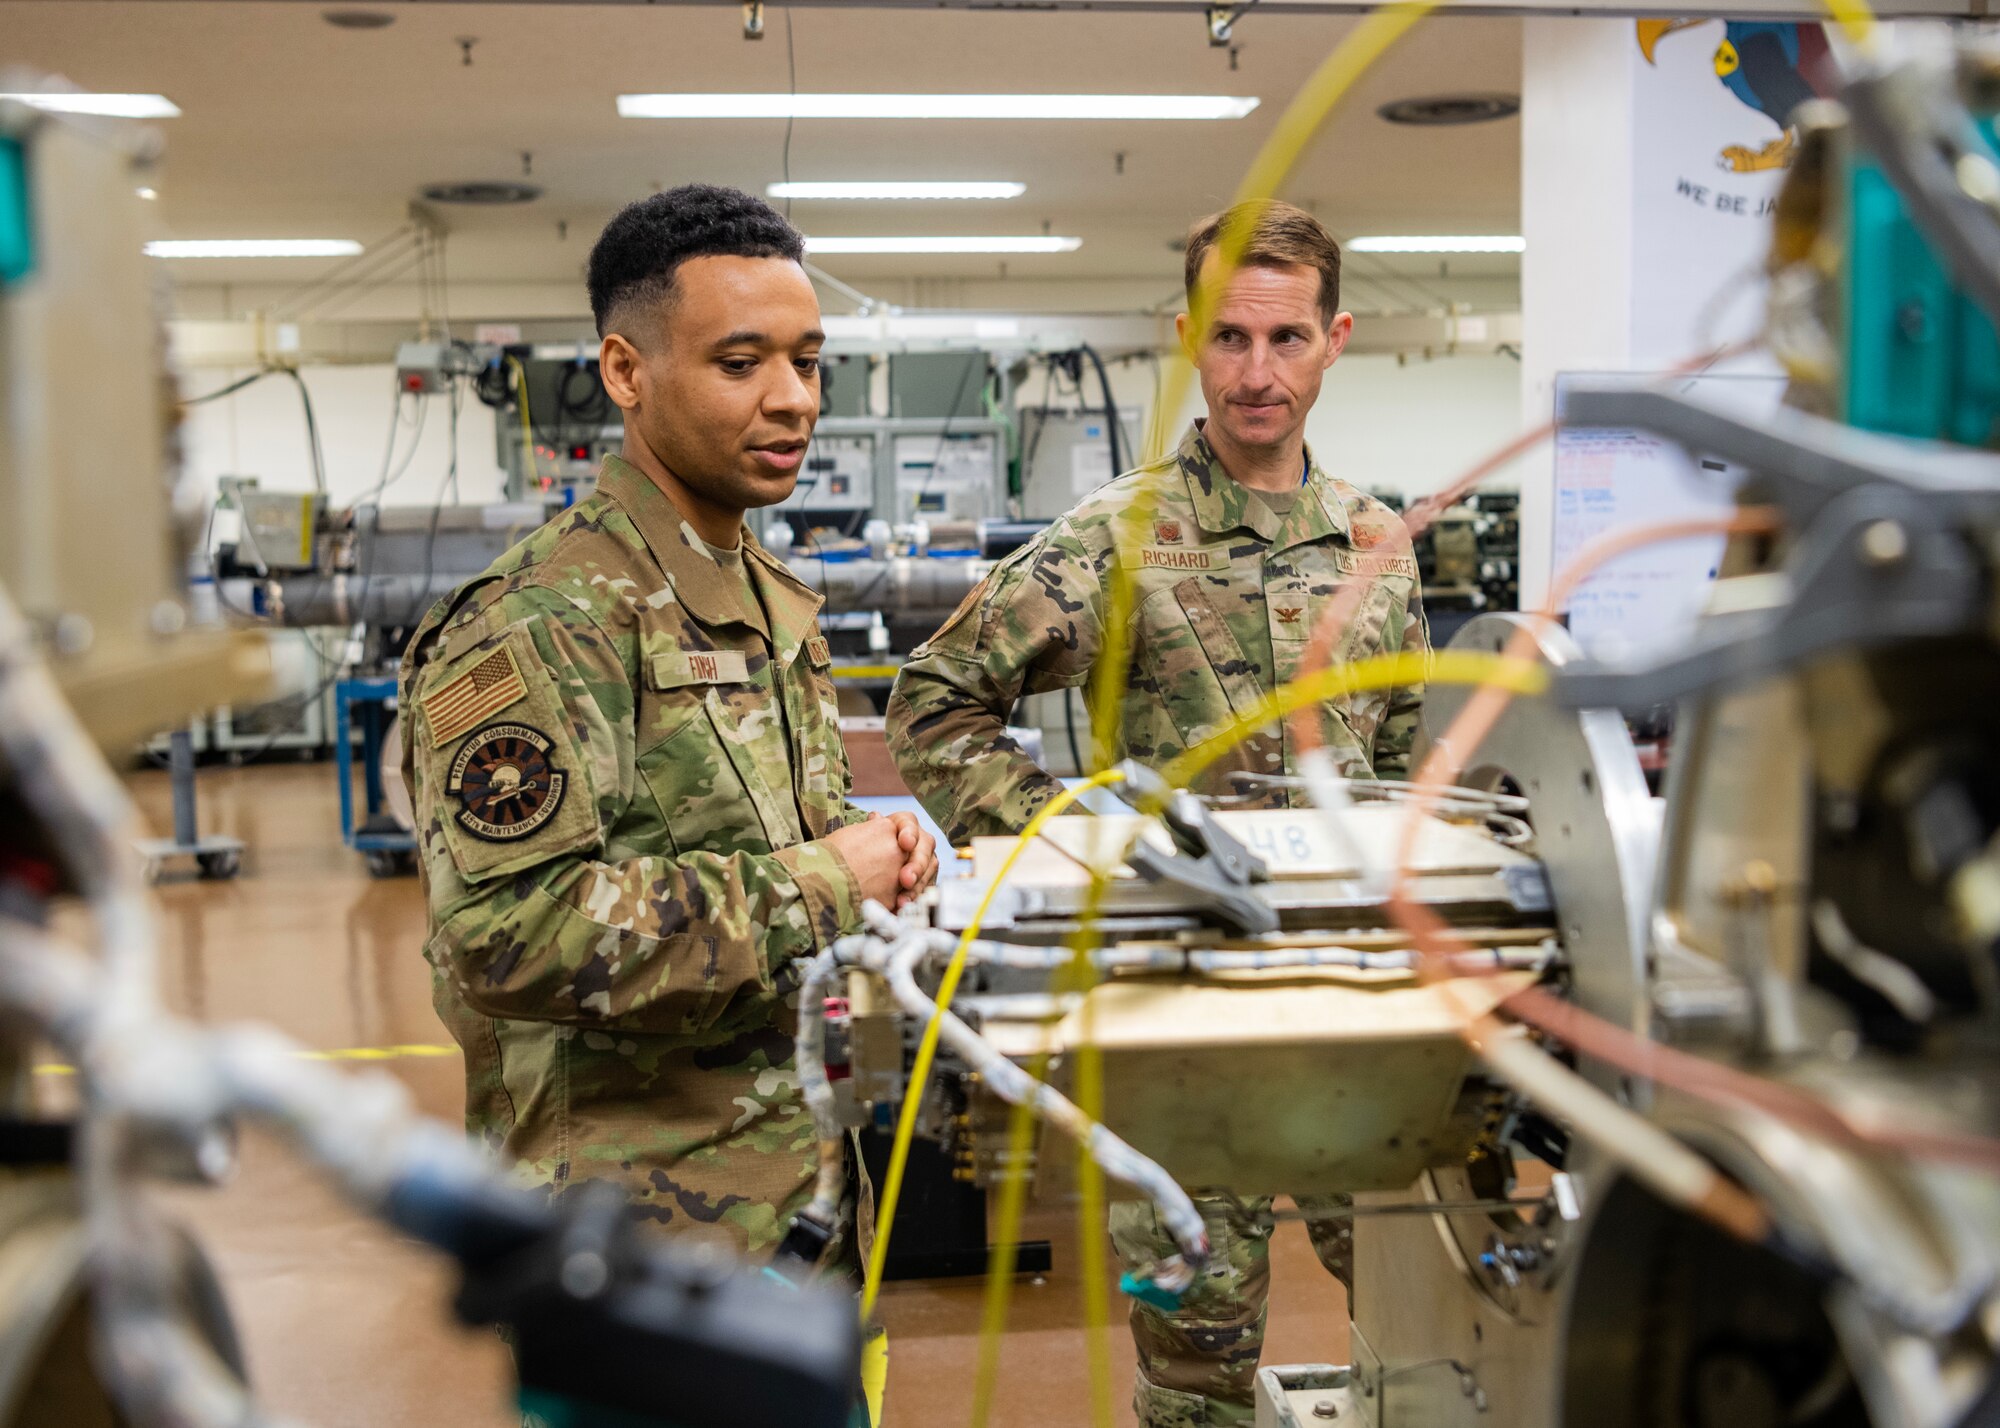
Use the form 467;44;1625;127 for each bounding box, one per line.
886;422;1428;845
400;453;868;1223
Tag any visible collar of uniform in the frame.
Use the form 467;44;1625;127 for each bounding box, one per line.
744;534;825;656
595;453;764;631
1176;421;1352;549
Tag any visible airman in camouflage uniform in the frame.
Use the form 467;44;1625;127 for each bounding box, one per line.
402;184;934;1274
402;455;865;1253
885;420;1425;841
886;200;1427;1427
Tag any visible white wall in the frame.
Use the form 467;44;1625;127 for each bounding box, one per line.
1519;17;1639;607
1299;354;1526;499
178;363;506;510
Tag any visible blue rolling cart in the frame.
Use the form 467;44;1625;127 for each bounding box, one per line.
335;677;418;877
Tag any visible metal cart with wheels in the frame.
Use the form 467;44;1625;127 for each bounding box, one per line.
334;677;417;877
136;728;245;882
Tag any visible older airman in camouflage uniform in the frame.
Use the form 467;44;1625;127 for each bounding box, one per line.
885;422;1424;838
887;201;1427;1427
403;185;933;1272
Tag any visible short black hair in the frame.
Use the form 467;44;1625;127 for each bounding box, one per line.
587;184;806;337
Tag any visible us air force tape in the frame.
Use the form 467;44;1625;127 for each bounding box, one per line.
448;723;568;841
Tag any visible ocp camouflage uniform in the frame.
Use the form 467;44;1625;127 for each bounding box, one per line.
401;453;870;1267
885;421;1427;1426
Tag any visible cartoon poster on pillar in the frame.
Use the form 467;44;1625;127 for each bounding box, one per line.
1628;17;1832;364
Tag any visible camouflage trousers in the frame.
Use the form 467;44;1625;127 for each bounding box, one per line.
547;1122;873;1282
456;1006;872;1271
516;1125;870;1428
1109;1192;1353;1428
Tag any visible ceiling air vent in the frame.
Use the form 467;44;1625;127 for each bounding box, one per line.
322;9;396;30
419;182;544;206
1377;94;1520;126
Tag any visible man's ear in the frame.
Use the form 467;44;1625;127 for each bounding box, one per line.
1323;312;1354;371
1174;310;1199;364
598;332;644;411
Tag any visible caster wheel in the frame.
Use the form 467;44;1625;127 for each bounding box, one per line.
365;850;412;879
195;850;241;880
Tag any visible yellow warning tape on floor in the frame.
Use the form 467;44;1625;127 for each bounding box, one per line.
32;1043;460;1075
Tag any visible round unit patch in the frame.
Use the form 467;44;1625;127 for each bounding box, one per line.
447;723;568;841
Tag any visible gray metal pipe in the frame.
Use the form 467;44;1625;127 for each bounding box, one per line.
225;573;468;628
780;555;987;617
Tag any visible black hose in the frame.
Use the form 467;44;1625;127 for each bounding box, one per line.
1078;343;1125;478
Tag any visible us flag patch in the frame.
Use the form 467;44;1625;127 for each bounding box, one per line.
424;646;529;747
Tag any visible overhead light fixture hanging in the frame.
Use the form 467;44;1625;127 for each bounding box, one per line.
145;239;364;259
805;235;1080;254
620;94;1258;121
420;181;543;206
321;9;396;29
0;92;180;119
1377;94;1520;126
1348;235;1525;253
769;182;1027;200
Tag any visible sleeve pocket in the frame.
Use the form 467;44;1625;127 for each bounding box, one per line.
419;623;605;883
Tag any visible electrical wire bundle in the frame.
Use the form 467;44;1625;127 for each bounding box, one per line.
844;5;2000;1425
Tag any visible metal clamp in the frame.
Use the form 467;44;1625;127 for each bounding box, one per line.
1114;760;1278;934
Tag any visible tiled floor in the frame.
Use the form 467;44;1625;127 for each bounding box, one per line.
113;762;1348;1428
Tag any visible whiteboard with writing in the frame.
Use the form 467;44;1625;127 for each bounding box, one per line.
1551;371;1787;660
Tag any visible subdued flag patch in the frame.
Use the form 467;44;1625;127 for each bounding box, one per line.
424;645;529;746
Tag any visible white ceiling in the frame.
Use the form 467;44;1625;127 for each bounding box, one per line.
4;0;1523;314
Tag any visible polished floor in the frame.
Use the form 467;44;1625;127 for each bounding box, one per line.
115;763;1348;1428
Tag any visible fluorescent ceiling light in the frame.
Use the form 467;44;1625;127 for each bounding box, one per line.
805;235;1080;255
0;92;180;119
769;181;1026;200
620;93;1257;121
1348;235;1525;253
145;239;364;259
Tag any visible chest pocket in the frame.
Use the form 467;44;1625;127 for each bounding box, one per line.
1131;576;1283;788
1326;548;1419;752
793;637;849;835
1271;546;1418;765
636;650;790;857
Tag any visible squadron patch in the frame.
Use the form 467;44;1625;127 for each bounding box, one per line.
1154;519;1183;544
447;723;568;841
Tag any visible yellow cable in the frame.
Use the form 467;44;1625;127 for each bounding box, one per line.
953;11;1439;1415
1820;0;1877;50
859;767;1128;1322
1088;0;1437;771
969;825;1144;1428
965;653;1543;1423
505;355;543;489
1163;648;1545;789
968;0;1864;1411
1072;945;1115;1427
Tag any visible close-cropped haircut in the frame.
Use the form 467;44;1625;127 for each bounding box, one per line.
587;184;807;338
1183;200;1343;327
